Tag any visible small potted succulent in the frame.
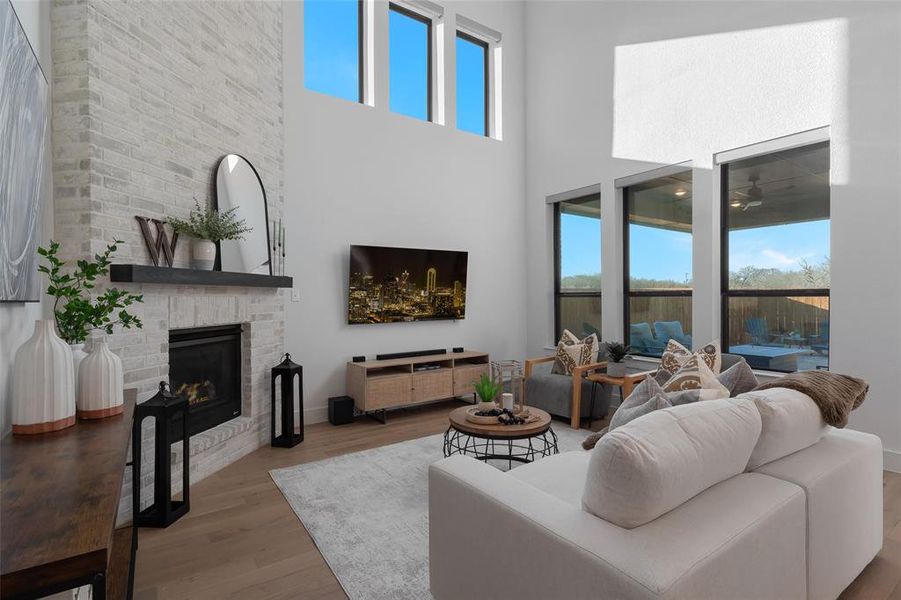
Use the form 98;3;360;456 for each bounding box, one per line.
605;341;630;377
167;199;251;270
473;373;501;414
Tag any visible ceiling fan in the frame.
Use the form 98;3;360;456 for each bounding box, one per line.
730;174;764;211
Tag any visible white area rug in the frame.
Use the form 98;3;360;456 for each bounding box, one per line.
270;426;588;600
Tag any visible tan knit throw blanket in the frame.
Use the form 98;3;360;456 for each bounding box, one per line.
753;371;868;428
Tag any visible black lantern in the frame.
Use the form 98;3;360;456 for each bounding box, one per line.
132;381;190;528
271;353;304;448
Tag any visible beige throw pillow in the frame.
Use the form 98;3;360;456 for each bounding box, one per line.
660;339;722;375
551;330;599;375
662;354;730;398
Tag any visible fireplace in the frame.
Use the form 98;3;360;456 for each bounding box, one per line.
169;324;242;440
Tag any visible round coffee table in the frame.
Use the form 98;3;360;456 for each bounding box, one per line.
443;405;558;469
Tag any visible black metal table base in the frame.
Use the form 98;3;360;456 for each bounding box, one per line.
443;427;559;470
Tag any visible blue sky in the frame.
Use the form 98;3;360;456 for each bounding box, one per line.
304;0;360;102
389;8;428;119
729;220;830;271
561;214;830;281
560;214;601;279
304;1;487;132
456;35;486;135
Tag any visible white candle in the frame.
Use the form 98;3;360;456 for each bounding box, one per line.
501;393;514;411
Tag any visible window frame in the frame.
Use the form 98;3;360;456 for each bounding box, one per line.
388;2;433;121
620;167;693;357
357;0;364;103
455;30;489;137
553;191;602;340
718;139;830;373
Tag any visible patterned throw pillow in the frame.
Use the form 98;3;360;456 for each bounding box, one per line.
662;354;730;397
660;339;722;375
551;330;600;375
609;376;666;430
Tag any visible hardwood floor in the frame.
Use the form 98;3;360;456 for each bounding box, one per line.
134;400;901;600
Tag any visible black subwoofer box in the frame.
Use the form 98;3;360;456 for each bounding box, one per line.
328;396;355;425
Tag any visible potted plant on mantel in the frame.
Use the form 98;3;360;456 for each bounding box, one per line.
11;241;144;434
167;199;252;271
605;341;630;377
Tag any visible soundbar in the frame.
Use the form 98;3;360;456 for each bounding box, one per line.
375;348;446;361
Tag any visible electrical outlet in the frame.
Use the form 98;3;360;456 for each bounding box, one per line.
291;286;300;302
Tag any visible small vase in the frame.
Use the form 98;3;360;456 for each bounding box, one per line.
607;362;626;377
71;342;88;392
192;239;216;270
77;338;124;419
12;320;76;434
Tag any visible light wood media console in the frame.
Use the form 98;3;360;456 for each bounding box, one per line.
346;351;490;419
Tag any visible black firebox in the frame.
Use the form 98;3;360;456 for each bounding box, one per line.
169;324;242;440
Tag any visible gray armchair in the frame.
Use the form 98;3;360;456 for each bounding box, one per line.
524;353;611;429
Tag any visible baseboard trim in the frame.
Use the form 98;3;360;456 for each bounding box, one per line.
304;406;328;425
884;448;901;474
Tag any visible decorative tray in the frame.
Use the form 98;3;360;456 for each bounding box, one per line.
464;406;533;425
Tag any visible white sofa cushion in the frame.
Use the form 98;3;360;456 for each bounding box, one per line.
582;398;762;528
508;451;591;506
737;387;827;470
431;457;806;600
752;428;883;600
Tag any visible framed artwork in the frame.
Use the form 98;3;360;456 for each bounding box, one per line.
1;0;49;302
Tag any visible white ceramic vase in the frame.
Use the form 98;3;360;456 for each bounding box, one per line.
12;320;76;434
77;338;124;419
192;239;216;270
71;342;88;392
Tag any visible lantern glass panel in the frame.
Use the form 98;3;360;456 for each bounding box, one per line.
491;360;525;414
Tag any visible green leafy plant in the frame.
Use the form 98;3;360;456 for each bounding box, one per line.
167;199;252;242
605;341;630;363
473;373;500;404
37;240;144;344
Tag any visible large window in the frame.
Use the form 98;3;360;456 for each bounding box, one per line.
554;193;601;339
389;4;431;121
721;141;830;372
455;31;488;136
623;171;693;357
304;0;362;103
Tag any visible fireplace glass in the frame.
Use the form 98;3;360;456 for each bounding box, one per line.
169;324;242;440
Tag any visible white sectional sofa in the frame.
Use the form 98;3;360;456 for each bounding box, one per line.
429;388;883;600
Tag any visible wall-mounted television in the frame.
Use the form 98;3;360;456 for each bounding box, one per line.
348;245;468;324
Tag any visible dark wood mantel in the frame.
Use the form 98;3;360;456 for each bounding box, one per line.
1;390;137;599
110;264;292;288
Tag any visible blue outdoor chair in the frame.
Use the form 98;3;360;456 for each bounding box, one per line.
745;317;776;346
810;321;830;355
630;322;665;356
653;320;692;349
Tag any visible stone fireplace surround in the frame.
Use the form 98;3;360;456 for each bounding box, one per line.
117;284;285;520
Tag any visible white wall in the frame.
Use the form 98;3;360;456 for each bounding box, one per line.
0;0;53;437
283;0;526;423
524;1;901;470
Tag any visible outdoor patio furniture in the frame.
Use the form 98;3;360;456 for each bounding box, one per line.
728;344;813;372
629;322;665;356
653;320;692;349
745;317;778;346
810;322;830;355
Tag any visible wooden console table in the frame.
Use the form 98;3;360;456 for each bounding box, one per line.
1;389;137;600
346;351;489;420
